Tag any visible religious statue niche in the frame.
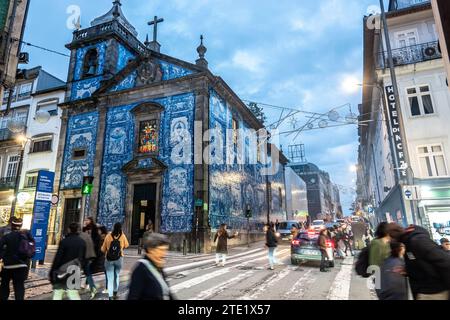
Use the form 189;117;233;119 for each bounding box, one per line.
82;49;99;78
136;59;163;86
139;119;159;154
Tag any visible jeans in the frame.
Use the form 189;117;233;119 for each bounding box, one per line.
215;254;227;265
53;289;81;300
0;267;28;301
84;259;96;290
105;257;123;298
268;247;276;268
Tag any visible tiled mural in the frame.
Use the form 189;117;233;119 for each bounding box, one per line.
60;111;99;190
117;44;136;72
96;93;195;232
209;89;268;231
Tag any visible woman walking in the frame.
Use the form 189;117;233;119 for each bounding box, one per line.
264;224;278;270
101;223;129;300
213;224;238;267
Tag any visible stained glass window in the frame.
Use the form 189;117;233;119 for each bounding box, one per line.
139;120;159;153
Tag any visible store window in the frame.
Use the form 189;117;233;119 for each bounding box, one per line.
138;120;159;154
407;85;435;117
418;144;448;177
24;172;38;188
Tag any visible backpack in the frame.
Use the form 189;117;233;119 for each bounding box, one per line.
107;234;122;261
17;232;36;260
355;245;371;278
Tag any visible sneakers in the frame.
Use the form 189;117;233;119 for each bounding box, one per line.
90;287;97;299
113;292;119;300
102;289;108;294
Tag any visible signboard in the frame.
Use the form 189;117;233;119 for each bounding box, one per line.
385;86;408;178
51;194;59;205
402;185;419;201
30;170;55;262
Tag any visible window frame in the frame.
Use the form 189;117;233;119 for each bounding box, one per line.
30;136;53;154
5;155;20;178
406;84;436;117
17;82;33;101
81;48;99;79
24;171;39;189
36;98;59;117
72;148;87;160
417;144;449;178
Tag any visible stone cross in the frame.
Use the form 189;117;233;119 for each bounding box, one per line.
148;16;164;43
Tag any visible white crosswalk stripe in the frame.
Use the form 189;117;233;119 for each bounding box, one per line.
239;268;292;300
327;256;354;300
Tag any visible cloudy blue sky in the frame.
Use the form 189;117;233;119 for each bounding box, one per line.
22;0;385;215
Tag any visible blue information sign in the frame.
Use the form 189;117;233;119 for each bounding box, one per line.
31;170;55;262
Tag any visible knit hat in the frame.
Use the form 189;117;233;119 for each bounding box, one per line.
11;217;23;230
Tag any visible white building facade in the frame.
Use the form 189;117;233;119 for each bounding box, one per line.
359;0;450;241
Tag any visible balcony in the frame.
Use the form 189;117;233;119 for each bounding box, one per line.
377;41;441;69
0;177;16;191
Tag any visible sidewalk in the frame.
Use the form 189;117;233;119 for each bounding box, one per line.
26;240;267;300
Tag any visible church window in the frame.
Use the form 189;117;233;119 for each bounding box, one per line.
138;120;159;154
72;148;86;160
82;49;99;78
232;118;239;149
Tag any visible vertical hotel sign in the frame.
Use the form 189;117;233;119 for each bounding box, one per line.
31;170;55;262
385;85;408;178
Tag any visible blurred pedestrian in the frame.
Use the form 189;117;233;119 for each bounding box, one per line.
342;225;354;256
213;223;238;267
379;242;408;300
49;223;86;300
79;220;97;299
0;216;13;238
142;220;154;240
369;222;391;267
440;238;450;253
127;233;175;300
318;229;330;272
0;217;35;301
388;224;450;300
101;222;129;300
264;224;278;270
98;225;108;294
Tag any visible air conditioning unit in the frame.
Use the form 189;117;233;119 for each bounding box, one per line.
424;46;437;57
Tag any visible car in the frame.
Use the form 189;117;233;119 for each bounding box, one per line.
312;219;325;232
276;220;300;241
291;230;335;267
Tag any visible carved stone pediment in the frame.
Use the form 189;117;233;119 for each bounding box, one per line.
136;58;163;86
122;156;167;175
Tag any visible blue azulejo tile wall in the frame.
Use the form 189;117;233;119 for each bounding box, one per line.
60;111;99;190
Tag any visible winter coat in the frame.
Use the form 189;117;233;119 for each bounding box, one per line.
318;234;328;251
265;230;278;248
379;257;408;300
214;231;236;254
49;233;86;288
127;256;175;300
0;230;34;268
79;232;96;260
369;238;391;267
399;226;450;296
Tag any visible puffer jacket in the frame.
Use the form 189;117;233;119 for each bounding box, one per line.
400;226;450;296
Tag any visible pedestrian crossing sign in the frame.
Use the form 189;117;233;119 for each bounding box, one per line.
82;176;94;195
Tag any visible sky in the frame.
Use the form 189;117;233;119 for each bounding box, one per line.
21;0;386;216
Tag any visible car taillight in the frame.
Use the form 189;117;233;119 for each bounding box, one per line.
326;240;334;248
292;239;300;246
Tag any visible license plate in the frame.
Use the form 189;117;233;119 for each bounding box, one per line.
301;249;320;255
282;237;289;240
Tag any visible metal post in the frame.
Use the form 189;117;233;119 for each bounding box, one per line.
79;193;86;229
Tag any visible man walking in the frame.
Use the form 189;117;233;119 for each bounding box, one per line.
0;217;35;300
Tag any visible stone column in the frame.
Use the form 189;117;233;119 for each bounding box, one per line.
194;81;211;253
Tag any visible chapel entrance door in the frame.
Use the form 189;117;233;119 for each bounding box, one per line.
131;183;156;245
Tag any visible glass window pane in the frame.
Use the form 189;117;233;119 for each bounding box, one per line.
419;157;433;177
139;120;158;153
407;88;416;94
420;86;430;93
434;155;448;176
409;97;421;116
418;147;428;154
422;95;434;114
432;146;442;152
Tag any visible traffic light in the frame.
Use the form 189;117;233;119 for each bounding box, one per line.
82;176;94;195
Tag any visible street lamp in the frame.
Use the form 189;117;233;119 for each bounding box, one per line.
10;134;31;219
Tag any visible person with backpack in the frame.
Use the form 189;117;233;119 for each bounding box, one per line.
49;223;86;300
0;217;35;300
388;223;450;300
101;222;129;300
213;223;238;267
264;224;278;270
379;241;408;300
127;233;175;300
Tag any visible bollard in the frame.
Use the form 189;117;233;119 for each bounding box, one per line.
183;239;187;256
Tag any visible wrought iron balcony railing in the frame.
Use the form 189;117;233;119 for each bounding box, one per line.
0;177;16;190
377;41;441;69
0;127;25;142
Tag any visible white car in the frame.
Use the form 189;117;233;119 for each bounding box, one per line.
312;220;325;232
